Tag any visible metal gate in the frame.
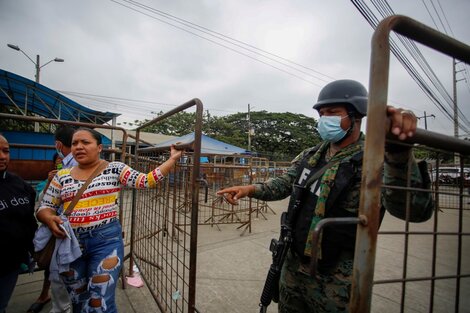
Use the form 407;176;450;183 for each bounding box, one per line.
127;99;203;313
351;16;469;312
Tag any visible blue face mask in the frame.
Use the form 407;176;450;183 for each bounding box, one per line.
56;148;65;159
318;115;349;143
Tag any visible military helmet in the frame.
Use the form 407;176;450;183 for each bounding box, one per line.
313;79;368;116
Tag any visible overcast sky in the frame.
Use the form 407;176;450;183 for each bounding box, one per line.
1;0;469;137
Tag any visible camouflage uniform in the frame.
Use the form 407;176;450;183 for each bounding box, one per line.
252;137;433;312
279;251;352;313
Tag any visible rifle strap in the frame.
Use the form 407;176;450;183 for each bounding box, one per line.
63;160;108;216
302;149;363;190
302;160;337;190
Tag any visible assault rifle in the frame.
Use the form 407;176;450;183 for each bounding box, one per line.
259;187;304;313
258;211;291;313
258;158;336;312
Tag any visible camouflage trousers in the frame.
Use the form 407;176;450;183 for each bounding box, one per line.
278;251;353;313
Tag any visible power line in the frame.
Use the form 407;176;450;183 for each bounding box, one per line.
420;0;470;125
435;0;454;37
352;0;470;134
110;0;330;87
429;0;448;33
121;0;335;82
59;90;258;117
420;0;439;30
51;0;470;134
421;0;470;99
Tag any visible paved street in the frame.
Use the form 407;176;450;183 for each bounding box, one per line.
9;195;470;313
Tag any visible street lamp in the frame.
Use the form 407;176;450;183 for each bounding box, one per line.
7;43;64;83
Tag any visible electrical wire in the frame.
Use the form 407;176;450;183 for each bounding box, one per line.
120;0;335;82
52;0;470;134
352;0;470;135
110;0;327;87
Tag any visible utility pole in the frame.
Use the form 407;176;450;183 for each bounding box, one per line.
416;111;435;130
453;58;458;139
7;44;64;84
7;44;64;132
453;58;465;165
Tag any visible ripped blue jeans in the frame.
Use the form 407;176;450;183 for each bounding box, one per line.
61;221;124;313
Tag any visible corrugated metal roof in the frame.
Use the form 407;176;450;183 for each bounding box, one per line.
0;68;119;124
156;132;250;155
96;129;175;146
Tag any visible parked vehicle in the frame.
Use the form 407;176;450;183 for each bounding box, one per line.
430;166;470;186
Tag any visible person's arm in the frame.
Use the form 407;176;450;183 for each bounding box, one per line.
120;145;183;188
382;106;434;222
382;148;433;222
217;149;307;204
157;145;182;177
36;176;67;238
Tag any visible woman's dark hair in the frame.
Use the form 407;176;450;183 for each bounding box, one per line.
74;127;102;145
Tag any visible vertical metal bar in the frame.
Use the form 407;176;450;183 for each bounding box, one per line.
400;156;413;312
128;129;140;277
455;157;464;312
189;99;203;313
429;157;440;312
350;16;390;313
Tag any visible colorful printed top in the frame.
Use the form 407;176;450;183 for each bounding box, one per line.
38;161;164;233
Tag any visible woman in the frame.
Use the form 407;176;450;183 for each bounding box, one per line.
0;134;38;312
36;128;182;313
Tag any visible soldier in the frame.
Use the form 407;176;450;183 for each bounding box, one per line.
217;79;434;313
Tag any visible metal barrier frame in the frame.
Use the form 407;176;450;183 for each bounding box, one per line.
351;15;470;313
0;113;129;160
129;98;203;313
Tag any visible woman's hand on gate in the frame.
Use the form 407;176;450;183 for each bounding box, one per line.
170;144;183;161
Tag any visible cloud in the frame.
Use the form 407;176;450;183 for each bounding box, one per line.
0;0;469;136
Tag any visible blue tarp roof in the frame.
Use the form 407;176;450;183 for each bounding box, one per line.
155;133;250;155
0;69;119;124
2;130;111;161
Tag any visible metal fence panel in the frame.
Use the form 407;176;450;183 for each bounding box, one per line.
350;15;470;313
128;99;204;313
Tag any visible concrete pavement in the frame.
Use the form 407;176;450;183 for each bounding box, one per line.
8;196;470;313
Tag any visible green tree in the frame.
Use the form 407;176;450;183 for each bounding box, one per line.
219;111;319;160
137;111;198;136
0;105;35;131
132;110;319;161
